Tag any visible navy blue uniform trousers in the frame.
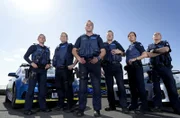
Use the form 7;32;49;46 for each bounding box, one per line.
24;70;47;110
103;63;127;108
152;66;180;111
78;61;101;111
55;68;73;108
126;65;148;110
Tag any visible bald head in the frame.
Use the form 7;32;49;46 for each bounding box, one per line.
85;20;94;33
153;32;162;43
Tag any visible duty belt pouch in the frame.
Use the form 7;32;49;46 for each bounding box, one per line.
101;60;108;67
132;60;142;67
25;68;30;79
29;71;37;79
74;67;80;78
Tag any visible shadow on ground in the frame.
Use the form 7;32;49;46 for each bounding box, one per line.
2;102;113;118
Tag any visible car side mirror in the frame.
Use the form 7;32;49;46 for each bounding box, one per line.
8;73;18;78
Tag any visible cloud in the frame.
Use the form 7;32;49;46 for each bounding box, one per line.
0;49;6;53
13;54;22;59
4;58;15;62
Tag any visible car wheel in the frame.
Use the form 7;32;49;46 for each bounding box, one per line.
5;92;10;103
11;85;20;109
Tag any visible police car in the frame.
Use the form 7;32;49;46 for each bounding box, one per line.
114;64;180;103
5;63;79;109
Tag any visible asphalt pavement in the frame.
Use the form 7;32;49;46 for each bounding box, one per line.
0;95;180;118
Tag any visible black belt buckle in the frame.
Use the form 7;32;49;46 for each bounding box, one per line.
111;61;119;64
37;64;46;69
57;66;66;69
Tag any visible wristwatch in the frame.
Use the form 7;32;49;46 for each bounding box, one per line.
97;56;101;61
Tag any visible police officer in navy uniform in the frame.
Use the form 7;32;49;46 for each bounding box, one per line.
23;34;51;115
52;32;78;112
147;32;180;114
125;32;149;113
72;20;106;117
102;30;128;113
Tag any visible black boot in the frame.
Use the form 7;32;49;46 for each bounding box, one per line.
74;110;84;117
122;107;129;114
152;106;162;112
104;107;116;111
94;110;101;117
24;110;35;115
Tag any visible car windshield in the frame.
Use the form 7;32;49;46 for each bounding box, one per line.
174;73;180;88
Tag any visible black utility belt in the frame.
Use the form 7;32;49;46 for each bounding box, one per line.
56;66;67;69
37;65;46;69
108;61;120;64
126;61;142;67
152;63;171;68
30;65;46;69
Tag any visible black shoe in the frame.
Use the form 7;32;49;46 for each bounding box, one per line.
128;104;137;111
122;108;129;114
64;107;74;113
174;109;180;115
74;110;84;117
136;107;150;114
24;110;35;115
94;110;101;117
38;108;52;112
152;106;162;112
104;107;116;111
54;106;64;111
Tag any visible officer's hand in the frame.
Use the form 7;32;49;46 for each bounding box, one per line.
90;57;98;64
150;49;155;53
128;58;136;65
45;64;51;69
111;49;122;55
68;64;74;70
78;57;86;64
31;62;38;68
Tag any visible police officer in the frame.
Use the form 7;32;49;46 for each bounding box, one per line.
147;32;180;114
52;32;78;112
23;34;51;115
72;20;106;117
125;32;149;113
102;30;128;113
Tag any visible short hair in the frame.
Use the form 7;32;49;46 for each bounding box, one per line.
107;30;114;36
153;32;162;38
86;20;94;28
128;32;136;38
61;32;68;38
38;34;46;40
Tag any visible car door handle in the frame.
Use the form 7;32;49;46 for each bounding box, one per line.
9;79;12;81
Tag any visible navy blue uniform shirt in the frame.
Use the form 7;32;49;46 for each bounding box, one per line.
147;40;172;66
104;40;125;62
74;34;104;49
126;41;145;63
24;44;51;64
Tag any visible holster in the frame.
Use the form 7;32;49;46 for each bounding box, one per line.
131;60;142;67
29;70;37;79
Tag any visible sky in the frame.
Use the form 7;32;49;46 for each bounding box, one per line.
0;0;180;85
